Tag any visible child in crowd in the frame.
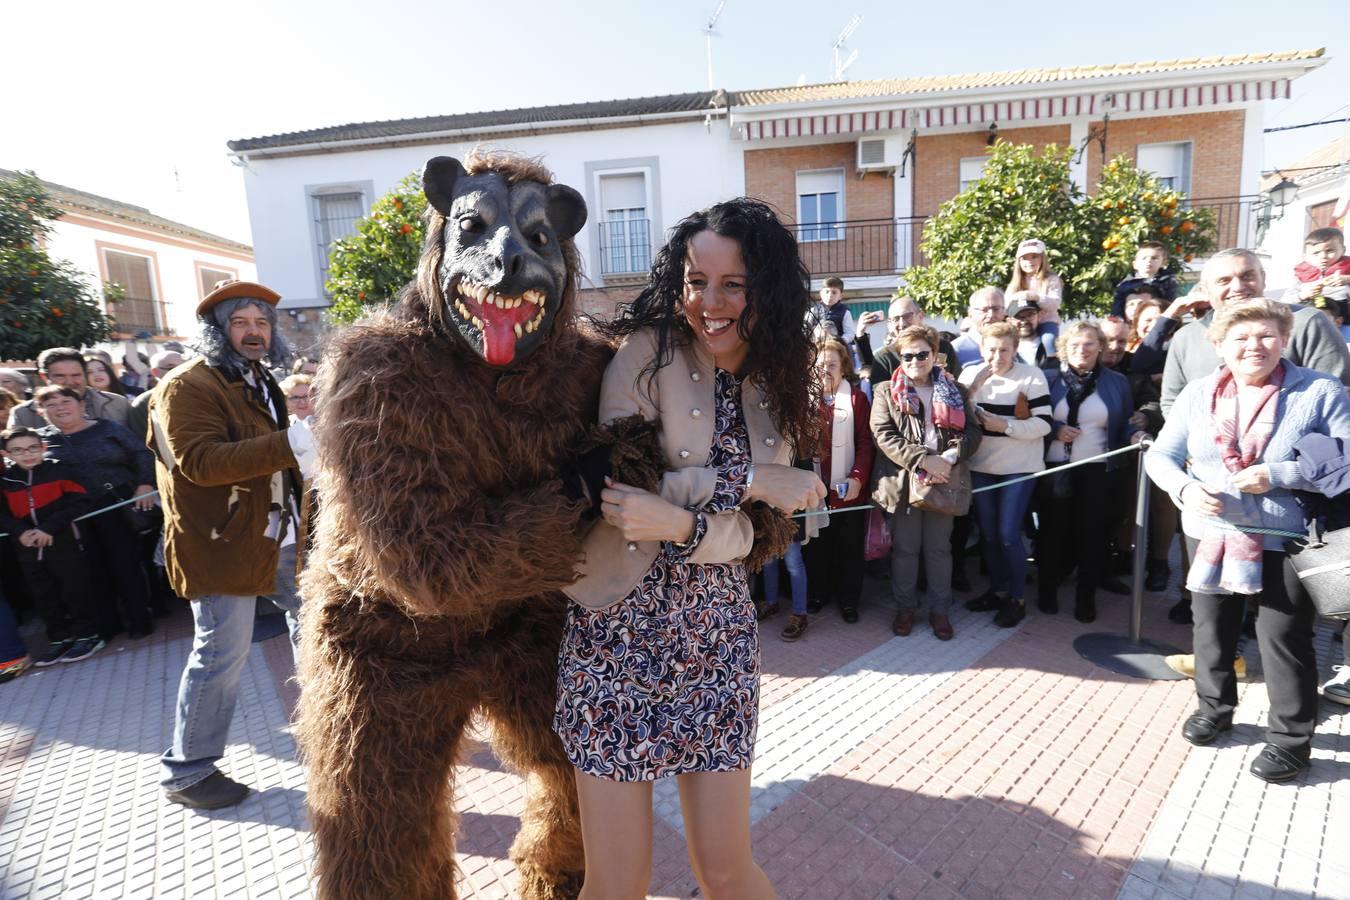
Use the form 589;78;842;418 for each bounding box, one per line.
1287;228;1350;339
1006;239;1063;360
0;427;102;666
1111;241;1177;317
811;276;855;349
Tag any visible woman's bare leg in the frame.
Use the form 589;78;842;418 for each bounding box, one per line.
677;768;774;900
574;770;653;900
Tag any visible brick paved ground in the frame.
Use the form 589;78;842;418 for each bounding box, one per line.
1;564;1346;899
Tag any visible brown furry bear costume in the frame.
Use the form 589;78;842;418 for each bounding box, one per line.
296;151;658;899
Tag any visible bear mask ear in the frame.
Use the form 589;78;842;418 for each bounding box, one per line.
546;184;587;242
423;156;466;216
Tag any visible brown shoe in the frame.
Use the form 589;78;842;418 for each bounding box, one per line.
781;614;808;642
892;609;915;636
755;600;779;621
930;613;954;641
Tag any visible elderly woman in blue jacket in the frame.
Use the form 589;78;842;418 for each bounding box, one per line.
1146;299;1350;783
1037;321;1147;622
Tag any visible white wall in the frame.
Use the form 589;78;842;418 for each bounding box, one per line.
238;118;747;309
45;215;256;338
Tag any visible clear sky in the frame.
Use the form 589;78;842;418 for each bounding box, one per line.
5;0;1346;245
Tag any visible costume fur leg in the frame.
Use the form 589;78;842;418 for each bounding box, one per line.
479;605;585;899
298;601;477;899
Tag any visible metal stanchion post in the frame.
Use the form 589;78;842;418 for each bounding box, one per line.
1073;440;1185;680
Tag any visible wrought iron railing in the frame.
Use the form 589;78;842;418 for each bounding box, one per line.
789;217;930;279
1182;195;1266;251
597;217;652;276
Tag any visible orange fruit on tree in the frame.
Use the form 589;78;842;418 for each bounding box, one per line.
1179;220;1195;233
1160;225;1173;235
1184;254;1194;262
399;223;413;235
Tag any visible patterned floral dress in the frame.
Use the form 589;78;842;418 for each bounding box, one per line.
554;369;759;781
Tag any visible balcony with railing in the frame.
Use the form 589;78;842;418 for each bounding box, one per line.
1182;195;1266;250
790;217;930;279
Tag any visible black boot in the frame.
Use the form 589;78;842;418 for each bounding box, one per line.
993;596;1026;628
965;589;1004;612
1145;558;1170;592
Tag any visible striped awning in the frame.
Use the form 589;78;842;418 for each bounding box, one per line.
739;78;1292;141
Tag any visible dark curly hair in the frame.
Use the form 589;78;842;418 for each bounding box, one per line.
602;197;819;458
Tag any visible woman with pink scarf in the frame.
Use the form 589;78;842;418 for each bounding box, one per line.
1146;299;1350;784
870;325;981;640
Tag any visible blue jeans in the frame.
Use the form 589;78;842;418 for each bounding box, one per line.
160;542;302;791
0;592;26;661
971;472;1037;601
762;541;808;615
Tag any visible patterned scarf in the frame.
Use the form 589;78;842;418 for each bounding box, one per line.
1058;362;1100;459
890;365;965;431
1187;362;1286;595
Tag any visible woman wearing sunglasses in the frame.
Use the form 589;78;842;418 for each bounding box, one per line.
870;325;982;639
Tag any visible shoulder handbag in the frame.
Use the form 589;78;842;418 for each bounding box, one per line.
1284;519;1350;618
907;461;972;517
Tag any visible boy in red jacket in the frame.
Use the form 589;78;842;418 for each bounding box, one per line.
1292;227;1350;307
1;427;102;665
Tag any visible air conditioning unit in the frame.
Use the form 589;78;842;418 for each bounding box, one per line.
856;138;893;172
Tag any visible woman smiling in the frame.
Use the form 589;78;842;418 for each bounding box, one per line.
1147;299;1350;783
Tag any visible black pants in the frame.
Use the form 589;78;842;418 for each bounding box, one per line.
84;500;152;635
19;538;95;642
803;504;867;611
1185;537;1317;756
1036;462;1109;609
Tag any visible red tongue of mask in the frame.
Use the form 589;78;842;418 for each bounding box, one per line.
477;298;540;367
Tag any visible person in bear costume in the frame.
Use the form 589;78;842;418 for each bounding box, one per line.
297;150;659;899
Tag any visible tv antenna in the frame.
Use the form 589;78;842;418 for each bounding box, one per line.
703;1;728;90
832;15;862;81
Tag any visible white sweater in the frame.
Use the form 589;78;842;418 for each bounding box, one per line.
959;361;1053;475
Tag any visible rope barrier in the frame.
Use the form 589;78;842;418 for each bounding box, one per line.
791;442;1145;519
0;489;160;539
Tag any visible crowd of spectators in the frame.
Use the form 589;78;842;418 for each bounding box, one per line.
2;225;1349;788
784;227;1350;781
0;329;314;684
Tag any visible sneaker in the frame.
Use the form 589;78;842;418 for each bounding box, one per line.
965;590;1004;612
1321;665;1350;706
1164;653;1195;678
164;771;251;810
1164;653;1245;680
0;655;33;684
754;600;779;622
60;637;106;664
780;614;808;642
34;640;75;667
993;597;1026;628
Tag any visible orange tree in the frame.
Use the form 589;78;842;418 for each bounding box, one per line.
903;143;1216;319
324;172;427;326
0;171;110;359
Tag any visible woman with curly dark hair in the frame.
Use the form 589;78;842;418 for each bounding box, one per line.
557;196;825;899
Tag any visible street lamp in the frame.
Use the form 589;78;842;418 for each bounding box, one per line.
1267;177;1299;214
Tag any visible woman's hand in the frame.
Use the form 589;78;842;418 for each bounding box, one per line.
1056;425;1080;443
843;477;863;503
921;455;953;484
1128;411;1149;431
1181;482;1225;517
132;484;157;512
600;481;695;542
745;463;828;513
979;410;1008;434
1230;465;1272;494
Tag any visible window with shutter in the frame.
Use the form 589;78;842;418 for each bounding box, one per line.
197;266;234;299
797;170;844;242
103;250;159;333
598;174;650;275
